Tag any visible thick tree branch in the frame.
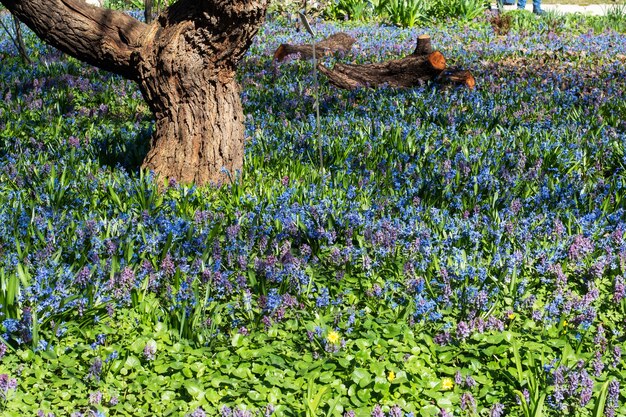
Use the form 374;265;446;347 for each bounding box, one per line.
158;0;269;70
0;0;147;80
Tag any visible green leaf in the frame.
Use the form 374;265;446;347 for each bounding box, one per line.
232;333;245;348
184;380;205;400
161;391;176;402
352;368;372;387
420;405;440;416
125;355;141;369
593;380;610;417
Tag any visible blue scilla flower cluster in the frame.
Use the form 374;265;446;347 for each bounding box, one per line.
0;12;625;335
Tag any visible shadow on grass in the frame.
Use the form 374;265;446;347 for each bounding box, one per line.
93;123;153;172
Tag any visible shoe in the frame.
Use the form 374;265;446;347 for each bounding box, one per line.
533;8;545;14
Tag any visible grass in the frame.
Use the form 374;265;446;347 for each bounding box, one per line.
0;7;625;417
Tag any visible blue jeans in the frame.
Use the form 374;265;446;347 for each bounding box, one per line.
517;0;542;12
500;0;542;11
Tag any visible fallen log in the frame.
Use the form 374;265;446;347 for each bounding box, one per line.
318;34;475;90
273;32;356;62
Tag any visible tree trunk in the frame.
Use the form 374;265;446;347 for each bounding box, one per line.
144;0;154;24
0;0;268;186
140;78;244;186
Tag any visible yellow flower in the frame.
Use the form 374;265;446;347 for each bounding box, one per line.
387;371;396;382
327;330;340;344
441;377;454;391
563;320;568;327
508;312;516;320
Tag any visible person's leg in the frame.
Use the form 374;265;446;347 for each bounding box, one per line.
533;0;544;13
517;0;526;10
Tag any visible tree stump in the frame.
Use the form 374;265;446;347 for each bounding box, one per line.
318;34;475;90
273;32;356;62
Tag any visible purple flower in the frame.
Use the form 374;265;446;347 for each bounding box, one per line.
594;324;607;352
87;358;102;382
389;406;402;417
460;392;476;411
490;403;504;417
591;351;604;376
614;275;625;302
579;370;593;406
226;224;241;241
517;389;530;405
456;321;470;340
344;411;356;417
439;409;453;417
455;370;463;385
233;409;252;417
75;266;91;287
109;267;135;299
89;390;102;405
143;340;157;361
67;135;80;148
434;331;451;346
0;374;17;397
568;235;593;261
605;379;620;417
510;198;522;215
189;407;207;417
371;404;385;417
161;253;176;276
612;346;622;367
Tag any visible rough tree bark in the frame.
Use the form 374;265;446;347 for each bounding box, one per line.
144;0;154;24
0;0;268;185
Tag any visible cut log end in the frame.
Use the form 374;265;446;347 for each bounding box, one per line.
273;44;288;62
465;74;476;89
428;51;446;71
439;70;476;89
